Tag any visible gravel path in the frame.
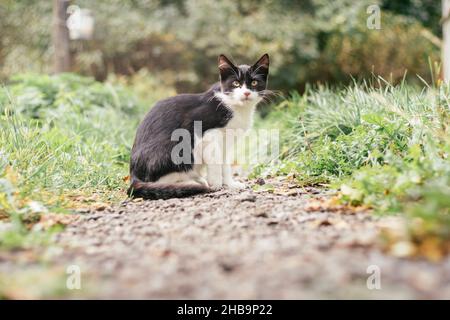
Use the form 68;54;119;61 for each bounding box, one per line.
44;179;450;299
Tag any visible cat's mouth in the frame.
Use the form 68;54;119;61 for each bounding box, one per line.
241;94;257;101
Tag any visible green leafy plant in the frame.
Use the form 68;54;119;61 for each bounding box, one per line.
0;73;173;248
255;80;450;250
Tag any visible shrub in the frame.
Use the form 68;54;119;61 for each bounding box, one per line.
0;73;173;247
254;81;450;249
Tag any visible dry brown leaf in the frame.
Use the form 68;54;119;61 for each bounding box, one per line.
389;241;416;258
418;237;444;262
304;197;362;214
37;213;80;230
273;188;299;196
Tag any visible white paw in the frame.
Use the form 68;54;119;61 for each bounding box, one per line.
224;181;246;190
207;179;223;190
195;176;209;187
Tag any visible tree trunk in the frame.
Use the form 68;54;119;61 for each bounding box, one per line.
52;0;71;73
443;0;450;81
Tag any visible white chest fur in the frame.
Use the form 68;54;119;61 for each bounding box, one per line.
195;102;257;165
224;103;257;131
214;88;260;132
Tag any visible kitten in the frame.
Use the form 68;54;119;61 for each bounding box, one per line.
128;53;270;199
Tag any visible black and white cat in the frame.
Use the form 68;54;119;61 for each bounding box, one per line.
128;54;269;199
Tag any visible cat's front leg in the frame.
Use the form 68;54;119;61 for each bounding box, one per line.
202;130;224;189
222;164;245;189
206;165;222;189
221;133;245;189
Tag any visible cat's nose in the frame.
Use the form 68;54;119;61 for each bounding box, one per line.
243;91;251;97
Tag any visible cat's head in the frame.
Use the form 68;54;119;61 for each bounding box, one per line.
217;54;269;107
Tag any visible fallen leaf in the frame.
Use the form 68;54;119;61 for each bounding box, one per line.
418;237;444;262
36;213;80;230
273;188;299;196
389;241;416;258
304;198;361;214
252;184;274;193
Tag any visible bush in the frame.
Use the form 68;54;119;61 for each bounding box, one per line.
0;0;441;91
315;12;440;85
0;73;143;118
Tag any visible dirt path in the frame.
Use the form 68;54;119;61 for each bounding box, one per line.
27;179;444;299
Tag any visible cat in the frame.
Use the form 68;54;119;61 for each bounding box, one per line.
128;53;270;199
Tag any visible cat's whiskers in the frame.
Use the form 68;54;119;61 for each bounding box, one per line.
215;100;226;111
207;90;231;104
258;89;283;105
261;89;282;96
206;95;216;103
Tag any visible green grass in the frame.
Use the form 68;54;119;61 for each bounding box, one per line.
2;72;449;256
254;80;450;252
0;73;172;249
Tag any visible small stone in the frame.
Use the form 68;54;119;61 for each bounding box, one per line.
252;208;268;218
319;219;332;227
219;260;237;273
238;195;257;202
255;178;266;185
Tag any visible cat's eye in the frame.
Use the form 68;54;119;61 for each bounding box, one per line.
232;80;240;87
251;80;258;87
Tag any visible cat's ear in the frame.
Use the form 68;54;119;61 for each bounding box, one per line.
218;54;237;80
252;53;269;71
218;54;237;71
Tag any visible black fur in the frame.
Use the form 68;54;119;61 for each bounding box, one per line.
129;84;232;181
129;54;269;200
128;180;210;200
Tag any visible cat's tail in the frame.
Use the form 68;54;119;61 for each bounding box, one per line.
127;179;211;200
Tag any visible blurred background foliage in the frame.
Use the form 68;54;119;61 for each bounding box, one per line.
0;0;442;92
